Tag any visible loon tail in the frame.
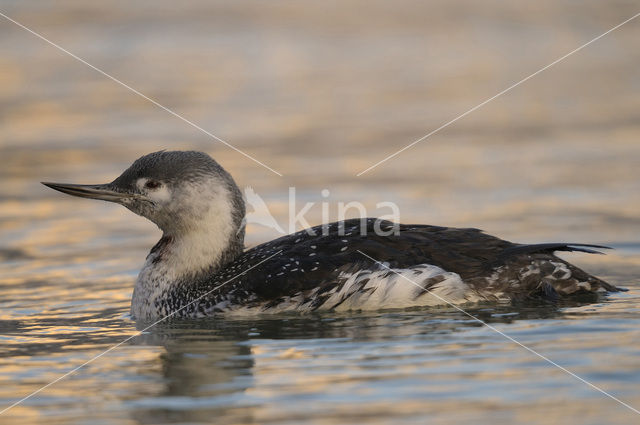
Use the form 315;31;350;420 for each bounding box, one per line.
502;243;611;257
499;243;626;293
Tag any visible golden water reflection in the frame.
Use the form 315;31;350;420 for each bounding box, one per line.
1;1;640;424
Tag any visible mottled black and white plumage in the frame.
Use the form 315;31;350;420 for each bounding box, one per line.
43;151;621;320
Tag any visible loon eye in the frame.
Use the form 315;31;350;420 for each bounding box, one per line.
145;180;161;190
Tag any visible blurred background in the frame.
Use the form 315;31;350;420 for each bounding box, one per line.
1;1;639;424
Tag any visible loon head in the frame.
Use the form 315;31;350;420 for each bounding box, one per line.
43;150;246;260
44;150;247;320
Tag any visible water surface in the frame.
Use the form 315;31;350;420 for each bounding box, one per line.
1;1;639;424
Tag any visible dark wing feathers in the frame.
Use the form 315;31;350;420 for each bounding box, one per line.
500;243;611;259
217;219;619;307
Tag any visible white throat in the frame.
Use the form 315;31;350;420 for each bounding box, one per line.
131;184;238;320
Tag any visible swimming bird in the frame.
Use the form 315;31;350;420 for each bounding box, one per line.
43;150;620;320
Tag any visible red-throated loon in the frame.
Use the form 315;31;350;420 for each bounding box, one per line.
43;150;621;320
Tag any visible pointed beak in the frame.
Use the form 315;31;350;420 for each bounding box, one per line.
41;182;133;204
